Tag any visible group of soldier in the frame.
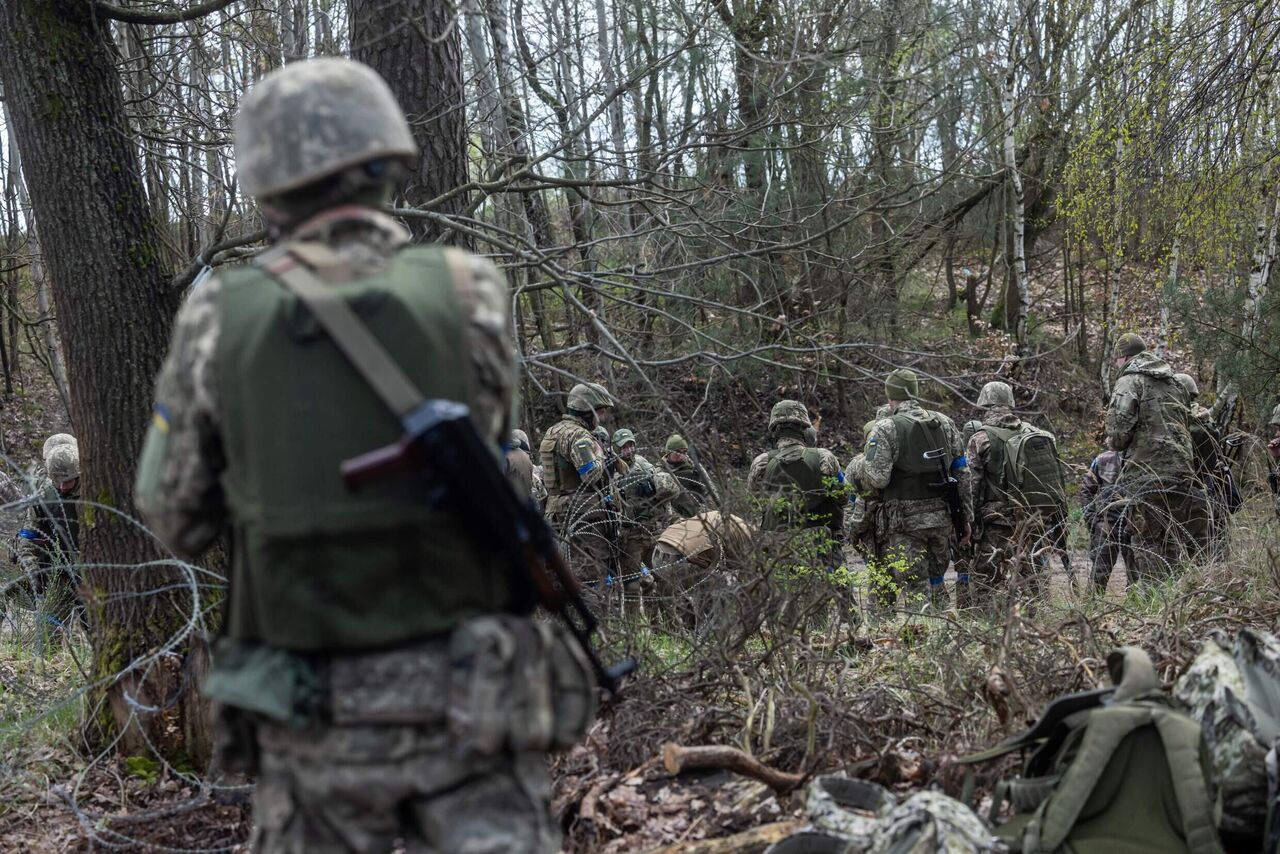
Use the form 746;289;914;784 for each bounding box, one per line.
517;332;1273;619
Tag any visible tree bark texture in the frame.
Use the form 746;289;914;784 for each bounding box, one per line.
350;0;471;244
0;0;202;762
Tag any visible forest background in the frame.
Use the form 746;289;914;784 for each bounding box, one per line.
0;0;1278;850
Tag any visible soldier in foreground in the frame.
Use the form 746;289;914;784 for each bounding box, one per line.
661;433;720;518
1104;334;1208;580
135;58;591;852
848;369;972;609
540;382;620;585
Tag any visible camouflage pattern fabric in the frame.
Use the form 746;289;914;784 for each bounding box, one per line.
539;414;618;584
505;446;535;499
966;408;1023;527
11;482;81;625
1123;480;1209;581
137;207;515;556
877;528;950;608
1173;630;1280;846
747;437;842;494
661;457;718;518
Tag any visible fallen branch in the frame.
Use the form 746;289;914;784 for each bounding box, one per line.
661;742;805;792
639;819;805;854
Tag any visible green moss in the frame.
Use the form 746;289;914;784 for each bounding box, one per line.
124;754;161;785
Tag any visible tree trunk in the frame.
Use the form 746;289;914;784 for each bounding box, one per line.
1003;0;1029;355
350;0;470;244
0;0;202;763
1157;236;1179;357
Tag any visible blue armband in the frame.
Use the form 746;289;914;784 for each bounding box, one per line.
950;455;968;471
836;471;846;484
577;461;597;477
17;528;41;541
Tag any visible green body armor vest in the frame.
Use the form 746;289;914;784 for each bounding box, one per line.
882;413;948;502
217;245;513;652
760;446;843;532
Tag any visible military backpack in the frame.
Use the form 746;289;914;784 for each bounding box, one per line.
980;424;1067;516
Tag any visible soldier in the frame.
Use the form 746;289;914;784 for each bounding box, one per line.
953;420;984;607
965;381;1067;607
595;425;627;476
1175;374;1236;547
134;59;588;853
1081;439;1135;592
611;428;679;579
539;382;620;585
848;369;972;609
747;400;845;545
845;420;883;564
505;429;536;499
15;443;81;626
1104;333;1208;581
651;511;756;630
661;433;720;518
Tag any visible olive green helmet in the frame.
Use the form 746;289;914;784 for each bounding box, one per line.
961;419;983;446
885;369;919;401
48;445;80;483
1173;373;1198;400
1113;332;1146;359
566;382;615;413
1269;404;1280;428
976;381;1014;409
42;433;77;465
510;429;531;452
612;428;637;449
769;399;812;432
234;57;418;200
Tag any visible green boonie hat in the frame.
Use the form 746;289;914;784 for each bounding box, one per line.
1114;332;1147;358
885;369;919;401
48;445;80;482
567;382;615;412
976;381;1014;409
665;433;689;452
612;428;636;448
234;58;417;199
1269;404;1280;427
768;399;812;432
1173;373;1198;399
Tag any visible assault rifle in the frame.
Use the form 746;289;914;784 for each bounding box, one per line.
340;399;636;695
924;448;969;545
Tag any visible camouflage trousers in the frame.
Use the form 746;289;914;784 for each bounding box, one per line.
547;501;618;589
1123;481;1210;582
970;519;1050;608
1088;516;1136;591
251;721;556;854
871;527;950;610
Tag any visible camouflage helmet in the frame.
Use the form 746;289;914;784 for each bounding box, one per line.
976;380;1014;409
803;426;818;446
1173;373;1198;400
961;419;983;445
885;369;919;401
769;399;812;432
1269;404;1280;428
42;433;77;464
47;445;80;483
593;425;610;445
510;429;531;452
1113;332;1146;359
566;382;615;412
665;433;689;452
612;428;637;449
233;58;417;199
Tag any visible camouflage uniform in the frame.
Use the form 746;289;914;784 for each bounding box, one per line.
1104;338;1208;581
134;59;569;854
661;434;719;518
612;428;680;579
747;401;844;546
1081;448;1136;591
651;511;755;630
539;386;619;586
849;371;972;609
1268;404;1280;520
13;444;81;626
505;430;536;500
845;421;883;563
953;419;984;607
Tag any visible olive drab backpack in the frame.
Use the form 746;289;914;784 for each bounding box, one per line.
960;647;1224;854
760;446;843;532
981;424;1067;516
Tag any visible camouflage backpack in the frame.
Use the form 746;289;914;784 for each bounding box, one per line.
1173;629;1280;853
980;424;1067;516
764;775;1006;854
961;647;1224;854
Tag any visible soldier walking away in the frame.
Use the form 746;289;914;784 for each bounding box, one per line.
845;420;884;566
14;443;82;629
965;381;1068;609
506;429;536;499
1174;373;1237;552
1104;334;1209;582
1081;439;1136;593
611;428;679;580
135;58;593;854
661;433;720;518
848;369;972;611
1267;404;1280;520
539;382;621;586
953;419;984;607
